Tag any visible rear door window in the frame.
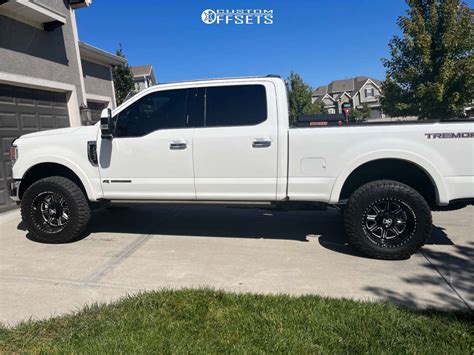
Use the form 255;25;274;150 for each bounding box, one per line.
205;85;267;127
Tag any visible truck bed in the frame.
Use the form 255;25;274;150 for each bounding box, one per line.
287;119;474;204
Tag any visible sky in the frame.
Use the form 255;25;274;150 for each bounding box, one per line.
75;0;470;88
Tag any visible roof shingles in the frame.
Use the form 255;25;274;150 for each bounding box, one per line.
312;76;381;97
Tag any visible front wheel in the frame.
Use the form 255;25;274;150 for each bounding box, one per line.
344;180;432;260
21;176;91;243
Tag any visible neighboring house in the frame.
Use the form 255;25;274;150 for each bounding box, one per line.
131;64;157;92
79;41;125;122
0;0;125;212
312;76;383;118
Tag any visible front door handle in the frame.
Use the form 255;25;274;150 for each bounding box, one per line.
169;141;187;150
252;138;272;148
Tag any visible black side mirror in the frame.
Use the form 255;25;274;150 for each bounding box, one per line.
100;108;114;139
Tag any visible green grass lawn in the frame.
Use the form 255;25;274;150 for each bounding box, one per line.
0;289;472;353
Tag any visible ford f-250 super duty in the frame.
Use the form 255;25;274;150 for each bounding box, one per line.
8;76;474;260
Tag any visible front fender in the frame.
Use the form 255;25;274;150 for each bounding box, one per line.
15;155;99;201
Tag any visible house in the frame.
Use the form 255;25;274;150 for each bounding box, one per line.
312;76;383;118
0;0;125;212
131;64;157;91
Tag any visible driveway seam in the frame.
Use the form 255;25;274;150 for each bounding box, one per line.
80;234;151;287
420;250;472;311
79;206;183;287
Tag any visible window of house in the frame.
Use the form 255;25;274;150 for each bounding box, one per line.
205;85;267;127
365;87;375;97
115;89;188;137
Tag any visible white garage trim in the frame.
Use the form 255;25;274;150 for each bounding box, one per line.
0;71;81;127
86;93;112;108
109;67;117;108
70;10;87;106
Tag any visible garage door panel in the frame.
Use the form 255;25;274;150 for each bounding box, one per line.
39;114;55;130
0;159;4;180
0;188;7;207
0;112;19;129
37;100;54;108
0;163;12;185
20;114;39;130
17;98;35;107
56;115;69;128
0;95;15;105
2;137;16;154
53;101;68;109
0;84;70;212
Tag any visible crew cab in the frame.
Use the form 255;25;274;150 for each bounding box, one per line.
8;76;474;259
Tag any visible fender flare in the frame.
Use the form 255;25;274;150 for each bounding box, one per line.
329;150;449;205
19;156;96;201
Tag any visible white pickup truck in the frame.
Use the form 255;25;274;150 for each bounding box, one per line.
8;76;474;259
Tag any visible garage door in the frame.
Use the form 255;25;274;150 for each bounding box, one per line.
0;84;70;213
370;107;382;119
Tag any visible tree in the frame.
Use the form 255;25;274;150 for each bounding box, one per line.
287;71;326;124
381;0;473;119
113;44;135;106
349;103;371;121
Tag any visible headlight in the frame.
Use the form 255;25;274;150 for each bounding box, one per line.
10;145;18;165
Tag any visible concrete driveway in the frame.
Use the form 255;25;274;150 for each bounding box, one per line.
0;205;472;325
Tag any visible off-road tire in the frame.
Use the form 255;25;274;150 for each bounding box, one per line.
21;176;91;243
344;180;432;260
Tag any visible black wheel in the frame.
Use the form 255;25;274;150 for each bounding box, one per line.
21;176;91;243
344;180;432;260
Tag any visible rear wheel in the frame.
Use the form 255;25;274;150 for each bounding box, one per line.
21;176;91;243
344;180;432;260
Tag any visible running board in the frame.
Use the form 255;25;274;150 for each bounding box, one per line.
104;199;274;207
100;199;328;211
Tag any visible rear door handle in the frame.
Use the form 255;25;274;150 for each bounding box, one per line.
169;141;187;150
252;138;272;148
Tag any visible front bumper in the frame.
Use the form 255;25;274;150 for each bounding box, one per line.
8;179;21;202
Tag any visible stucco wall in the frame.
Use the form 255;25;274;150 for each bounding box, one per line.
81;59;114;99
0;1;84;104
134;79;148;92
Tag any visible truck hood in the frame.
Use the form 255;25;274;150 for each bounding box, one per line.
18;127;86;140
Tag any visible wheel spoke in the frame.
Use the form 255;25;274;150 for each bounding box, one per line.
368;223;378;231
391;226;400;236
392;207;402;214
